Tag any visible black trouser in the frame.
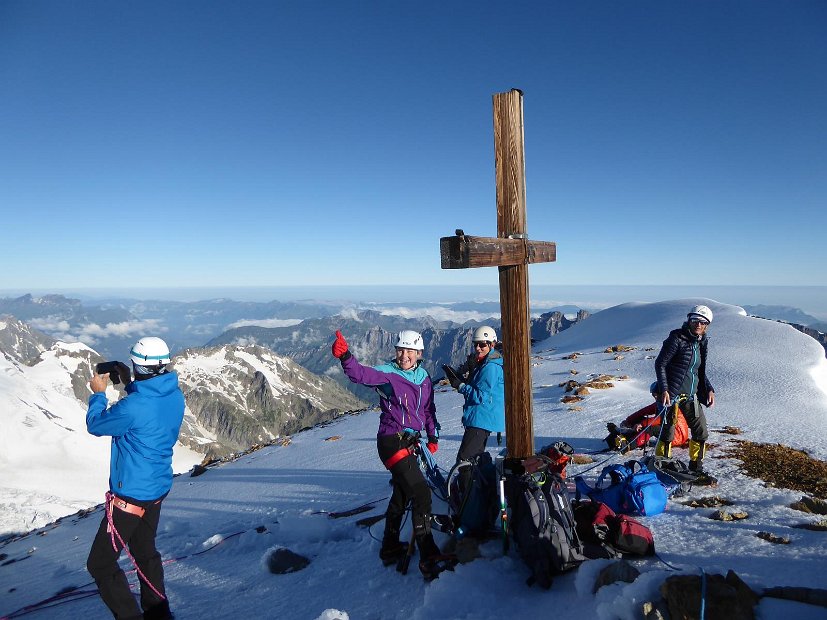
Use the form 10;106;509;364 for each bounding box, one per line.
661;396;708;443
87;498;166;619
456;427;491;492
456;426;491;463
377;434;432;541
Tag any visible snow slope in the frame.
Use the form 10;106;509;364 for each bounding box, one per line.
1;299;826;619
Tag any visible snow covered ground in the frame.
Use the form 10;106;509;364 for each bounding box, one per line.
1;299;826;619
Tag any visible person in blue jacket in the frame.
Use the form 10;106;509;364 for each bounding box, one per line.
85;337;184;620
443;325;505;463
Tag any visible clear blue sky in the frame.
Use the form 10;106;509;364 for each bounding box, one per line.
2;1;825;290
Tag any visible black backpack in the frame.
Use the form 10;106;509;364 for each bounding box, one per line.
447;452;499;538
507;462;586;588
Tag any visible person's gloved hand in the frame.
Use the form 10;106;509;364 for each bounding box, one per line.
427;436;438;454
332;330;351;360
113;361;132;387
442;365;461;390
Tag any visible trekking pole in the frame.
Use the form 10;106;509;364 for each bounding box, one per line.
396;503;416;575
498;475;509;554
396;524;417;575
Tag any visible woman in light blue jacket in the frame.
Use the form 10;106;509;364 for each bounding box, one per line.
443;326;505;462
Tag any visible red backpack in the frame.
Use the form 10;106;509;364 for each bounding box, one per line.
572;498;655;557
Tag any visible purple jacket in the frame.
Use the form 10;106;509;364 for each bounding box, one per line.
341;354;438;438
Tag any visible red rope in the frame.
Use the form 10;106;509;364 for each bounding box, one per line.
105;492;166;602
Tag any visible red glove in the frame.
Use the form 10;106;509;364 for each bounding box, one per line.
332;330;349;359
427;436;438;454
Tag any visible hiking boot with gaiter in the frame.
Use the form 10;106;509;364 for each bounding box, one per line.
688;458;718;486
380;517;408;566
379;539;408;566
416;533;457;582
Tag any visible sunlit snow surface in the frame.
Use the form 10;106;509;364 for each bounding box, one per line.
2;299;826;619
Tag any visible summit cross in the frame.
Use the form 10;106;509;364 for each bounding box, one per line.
439;89;557;460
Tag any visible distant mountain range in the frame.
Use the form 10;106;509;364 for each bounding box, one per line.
0;293;584;361
207;308;590;400
742;304;823;328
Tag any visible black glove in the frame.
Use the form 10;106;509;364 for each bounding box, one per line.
114;361;132;387
442;365;461;389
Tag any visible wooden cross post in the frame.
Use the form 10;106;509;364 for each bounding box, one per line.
440;89;556;461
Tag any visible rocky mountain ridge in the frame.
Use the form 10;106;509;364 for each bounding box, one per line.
0;316;368;462
173;345;365;456
208;308;591;399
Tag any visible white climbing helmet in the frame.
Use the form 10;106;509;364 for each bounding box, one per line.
395;330;424;351
472;325;497;343
130;337;172;366
687;305;713;324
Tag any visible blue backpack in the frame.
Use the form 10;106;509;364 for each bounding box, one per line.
575;460;667;516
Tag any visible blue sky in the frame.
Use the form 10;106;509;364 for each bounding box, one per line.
1;1;825;291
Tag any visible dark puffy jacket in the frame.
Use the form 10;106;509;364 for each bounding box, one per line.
654;323;714;403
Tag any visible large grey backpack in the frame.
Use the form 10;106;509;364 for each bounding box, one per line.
509;467;586;588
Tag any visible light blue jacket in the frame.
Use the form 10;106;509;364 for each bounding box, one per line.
87;372;185;501
459;350;505;433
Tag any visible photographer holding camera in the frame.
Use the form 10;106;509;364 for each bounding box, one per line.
86;337;184;620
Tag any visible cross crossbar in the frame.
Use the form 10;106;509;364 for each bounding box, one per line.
440;234;556;269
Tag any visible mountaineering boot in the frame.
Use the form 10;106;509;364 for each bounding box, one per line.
416;532;457;581
419;554;459;582
688;440;706;465
688;441;717;485
143;600;174;620
655;440;672;458
380;538;408;566
380;515;406;566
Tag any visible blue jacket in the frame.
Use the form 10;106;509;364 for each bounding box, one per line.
655;324;714;404
341;354;438;438
459;350;505;433
87;372;185;501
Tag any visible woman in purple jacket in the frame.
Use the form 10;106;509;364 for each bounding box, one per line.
332;329;447;579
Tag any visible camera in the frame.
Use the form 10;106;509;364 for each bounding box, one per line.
95;361;125;385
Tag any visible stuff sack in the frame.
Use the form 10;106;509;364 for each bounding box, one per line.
447;451;499;538
572;499;622;559
508;468;586;588
640;455;697;498
608;512;655;556
572;498;655;557
575;460;668;516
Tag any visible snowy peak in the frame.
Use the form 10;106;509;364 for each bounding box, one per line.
0;314;56;365
174;344;366;456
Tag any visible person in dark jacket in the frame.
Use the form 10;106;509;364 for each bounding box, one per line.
442;325;505;463
654;305;716;477
332;329;451;580
86;337;184;620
